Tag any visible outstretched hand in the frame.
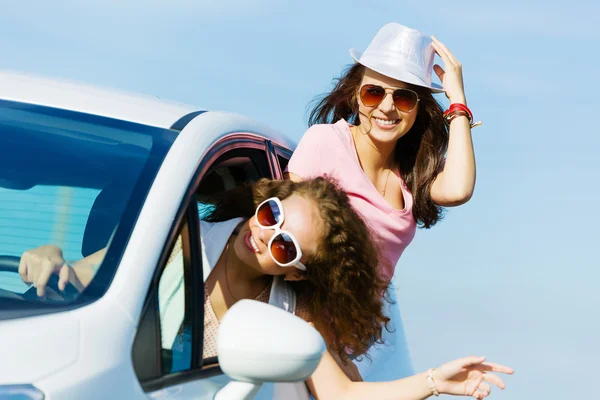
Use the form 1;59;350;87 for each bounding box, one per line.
433;356;514;399
431;35;466;105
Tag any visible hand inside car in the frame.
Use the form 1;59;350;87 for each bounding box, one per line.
19;245;85;297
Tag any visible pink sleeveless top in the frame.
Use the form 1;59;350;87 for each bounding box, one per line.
287;119;417;281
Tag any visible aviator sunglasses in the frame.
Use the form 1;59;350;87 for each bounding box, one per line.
359;84;420;112
254;197;307;271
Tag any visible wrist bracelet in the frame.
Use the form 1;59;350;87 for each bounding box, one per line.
444;103;482;129
445;103;473;120
426;368;440;397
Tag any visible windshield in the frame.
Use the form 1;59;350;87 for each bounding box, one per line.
0;100;176;315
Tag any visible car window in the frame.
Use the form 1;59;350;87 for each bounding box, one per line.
0;100;176;311
158;234;192;374
273;145;292;176
137;144;274;388
0;185;99;294
277;154;289;173
196;147;273;365
196;147;272;202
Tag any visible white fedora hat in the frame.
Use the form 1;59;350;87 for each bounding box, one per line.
350;23;444;93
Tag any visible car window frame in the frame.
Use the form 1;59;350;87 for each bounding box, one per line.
134;133;278;392
269;142;293;179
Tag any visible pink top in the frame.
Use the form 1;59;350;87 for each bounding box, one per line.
287;119;417;281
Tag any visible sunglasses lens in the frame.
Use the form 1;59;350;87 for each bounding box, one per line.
393;90;418;112
257;200;281;227
270;232;298;265
360;85;385;107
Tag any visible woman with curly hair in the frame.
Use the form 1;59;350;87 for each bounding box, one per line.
20;177;511;399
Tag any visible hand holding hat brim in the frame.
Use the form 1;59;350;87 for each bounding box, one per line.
431;36;466;103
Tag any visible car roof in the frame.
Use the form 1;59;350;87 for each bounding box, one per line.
0;70;199;129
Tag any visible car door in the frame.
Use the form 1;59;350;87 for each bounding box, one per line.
131;116;309;400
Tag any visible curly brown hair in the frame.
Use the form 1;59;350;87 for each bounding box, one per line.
202;177;390;362
308;63;449;228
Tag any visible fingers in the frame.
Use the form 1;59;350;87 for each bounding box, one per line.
478;382;491;397
431;38;453;65
18;254;30;284
471;392;485;400
35;260;55;297
460;356;487;367
17;246;67;296
433;64;445;81
469;382;491;399
482;362;514;375
431;35;460;66
58;264;71;291
482;372;507;390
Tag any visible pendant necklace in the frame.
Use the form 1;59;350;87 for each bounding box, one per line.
381;168;393;197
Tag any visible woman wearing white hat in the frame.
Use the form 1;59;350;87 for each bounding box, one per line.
289;22;478;281
287;22;480;381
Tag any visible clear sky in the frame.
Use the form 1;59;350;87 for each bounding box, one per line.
1;1;598;398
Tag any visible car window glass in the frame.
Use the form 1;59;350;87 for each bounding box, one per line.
0;185;100;294
0;102;172;307
196;148;271;201
277;154;290;173
273;146;292;175
158;233;192;374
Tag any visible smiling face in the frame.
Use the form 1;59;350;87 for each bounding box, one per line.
356;68;419;144
232;194;323;279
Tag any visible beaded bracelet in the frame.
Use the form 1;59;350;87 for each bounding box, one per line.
426;368;440;397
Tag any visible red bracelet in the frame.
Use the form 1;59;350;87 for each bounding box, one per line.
445;110;470;125
444;103;473;121
443;103;482;128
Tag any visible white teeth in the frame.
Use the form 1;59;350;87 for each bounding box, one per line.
374;118;399;125
249;235;260;253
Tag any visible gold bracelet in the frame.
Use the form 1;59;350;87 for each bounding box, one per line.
426;368;440;397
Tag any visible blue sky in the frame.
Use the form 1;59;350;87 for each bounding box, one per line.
1;1;598;398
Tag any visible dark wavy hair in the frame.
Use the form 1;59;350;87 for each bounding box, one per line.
308;63;449;228
202;177;390;362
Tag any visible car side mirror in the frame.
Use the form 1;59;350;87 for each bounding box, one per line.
215;300;325;400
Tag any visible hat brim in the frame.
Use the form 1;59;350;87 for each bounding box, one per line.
349;49;445;93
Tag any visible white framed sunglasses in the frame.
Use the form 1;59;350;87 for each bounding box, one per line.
254;197;307;271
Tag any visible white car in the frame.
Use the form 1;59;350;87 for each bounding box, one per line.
0;71;325;400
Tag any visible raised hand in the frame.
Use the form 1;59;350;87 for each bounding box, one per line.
431;35;466;105
433;356;514;399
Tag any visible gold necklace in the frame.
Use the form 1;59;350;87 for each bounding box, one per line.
352;126;395;197
381;168;392;197
223;244;240;302
223;242;266;302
